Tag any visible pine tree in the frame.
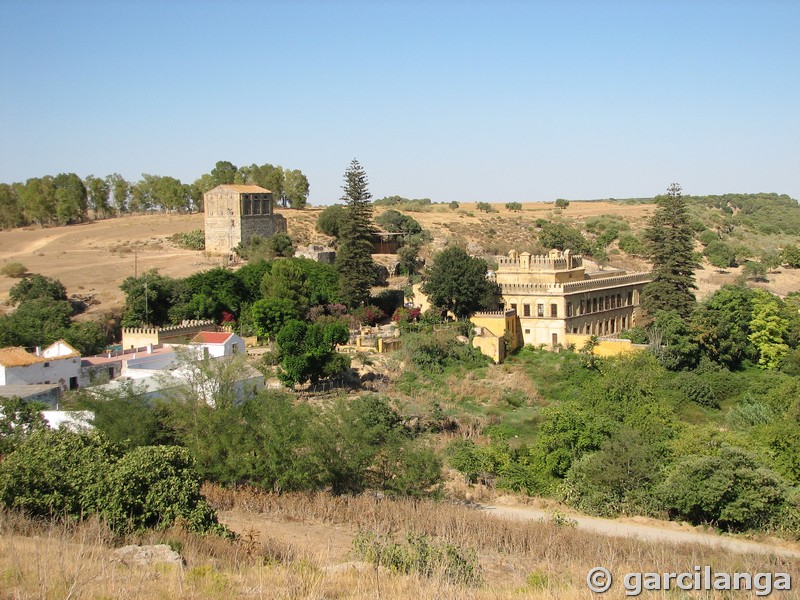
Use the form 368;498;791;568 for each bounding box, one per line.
335;159;375;308
641;183;699;319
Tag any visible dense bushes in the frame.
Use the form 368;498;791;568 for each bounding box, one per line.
0;429;223;534
444;346;800;535
78;390;442;499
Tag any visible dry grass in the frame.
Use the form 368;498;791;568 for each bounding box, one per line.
2;487;799;599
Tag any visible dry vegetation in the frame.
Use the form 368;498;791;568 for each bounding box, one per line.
2;200;798;317
2;486;798;599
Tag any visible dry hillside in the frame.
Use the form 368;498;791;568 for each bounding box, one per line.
1;201;797;318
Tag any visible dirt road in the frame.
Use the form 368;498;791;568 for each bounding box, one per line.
481;503;800;559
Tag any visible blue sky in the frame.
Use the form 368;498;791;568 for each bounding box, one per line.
1;0;798;204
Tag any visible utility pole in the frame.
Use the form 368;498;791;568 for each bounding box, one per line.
144;280;149;326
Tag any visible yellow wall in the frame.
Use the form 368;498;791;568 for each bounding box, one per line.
564;334;646;357
472;334;503;363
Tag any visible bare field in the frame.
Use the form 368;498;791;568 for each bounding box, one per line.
0;209;328;316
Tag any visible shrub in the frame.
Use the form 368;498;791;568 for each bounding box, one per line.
352;304;385;326
0;262;27;278
235;233;295;261
670;371;719;409
781;245;800;268
353;532;482;586
618;234;647;256
656;445;789;531
449;201;459;209
505;202;522;211
102;445;223;534
696;229;718;246
476;202;496;213
0;429;118;519
9;274;67;305
316;204;347;237
375;209;422;235
0;429;224;534
554;198;569;209
170;229;205;250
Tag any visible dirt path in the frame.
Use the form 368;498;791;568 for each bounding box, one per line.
481;503;800;559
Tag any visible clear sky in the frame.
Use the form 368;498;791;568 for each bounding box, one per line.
1;0;798;204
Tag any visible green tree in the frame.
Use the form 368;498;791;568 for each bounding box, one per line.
120;269;178;327
0;183;24;229
563;427;660;515
656;445;787;531
9;274;67;304
704;240;736;269
235;260;272;303
641;184;699;319
85;175;111;218
276;320;350;386
267;232;295;257
781;245;800;268
317;204;348;237
240;392;323;491
375;209;422;235
476;202;496;213
261;259;314;315
742;260;768;282
538;222;589;252
505;202;522;211
209;160;238;186
421;247;501;319
335;160;376;308
53;173;88;225
73;381;165;449
648;310;700;370
397;240;420;278
749;290;790;369
251;297;301;340
64;321;107;355
555;198;570;209
283;168;310;209
694;285;756;369
18;177;55;225
4;298;73;348
106;173;129;215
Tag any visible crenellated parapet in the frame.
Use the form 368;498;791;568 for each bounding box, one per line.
498;249;583;271
121;319;217;349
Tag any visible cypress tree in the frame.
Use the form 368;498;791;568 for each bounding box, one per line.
335;159;375;308
641;183;699;319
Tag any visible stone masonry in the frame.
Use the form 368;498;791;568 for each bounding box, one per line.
204;184;288;254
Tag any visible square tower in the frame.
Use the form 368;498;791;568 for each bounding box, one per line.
203;184;288;254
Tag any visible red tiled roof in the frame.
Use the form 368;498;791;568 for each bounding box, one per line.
190;332;233;345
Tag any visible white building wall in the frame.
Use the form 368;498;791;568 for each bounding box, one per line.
0;358;80;391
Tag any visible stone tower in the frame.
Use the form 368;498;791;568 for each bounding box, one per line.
203;184;288;254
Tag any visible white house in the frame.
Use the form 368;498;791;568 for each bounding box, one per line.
189;331;245;358
0;341;81;393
